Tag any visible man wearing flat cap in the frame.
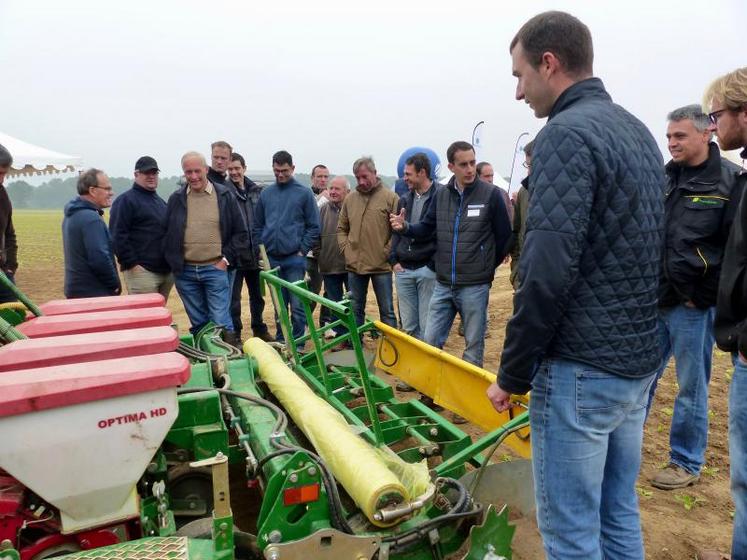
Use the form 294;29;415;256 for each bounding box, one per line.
110;155;173;299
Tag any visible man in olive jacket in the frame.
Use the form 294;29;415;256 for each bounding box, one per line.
337;157;399;328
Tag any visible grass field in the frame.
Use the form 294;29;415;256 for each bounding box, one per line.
10;208;737;559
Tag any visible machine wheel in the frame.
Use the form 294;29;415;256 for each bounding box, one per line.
176;518;261;559
31;543;82;559
167;464;214;526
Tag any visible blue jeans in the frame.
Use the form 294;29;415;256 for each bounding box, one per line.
268;254;307;344
323;273;350;336
531;358;655;560
347;272;396;328
648;305;714;474
395;265;436;340
175;264;233;335
731;356;747;558
424;281;490;367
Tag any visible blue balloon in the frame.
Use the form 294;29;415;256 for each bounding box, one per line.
396;147;441;180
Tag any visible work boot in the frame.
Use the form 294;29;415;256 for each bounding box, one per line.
420;395;444;412
253;329;274;343
396;381;416;392
450;412;468;425
222;330;242;349
650;463;699;490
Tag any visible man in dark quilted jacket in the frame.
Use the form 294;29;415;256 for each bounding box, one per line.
486;11;665;559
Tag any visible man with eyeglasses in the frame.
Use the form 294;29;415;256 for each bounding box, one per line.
647;104;743;493
252;150;320;347
62;168;121;298
700;67;747;560
110;156;173;300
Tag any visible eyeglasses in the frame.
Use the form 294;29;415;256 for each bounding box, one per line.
91;185;113;192
708;109;727;125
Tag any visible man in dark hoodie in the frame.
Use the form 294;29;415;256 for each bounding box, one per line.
62;168;121;298
227;152;271;342
110;156;173;300
207;140;232;187
252;150;320;346
0;143;18;303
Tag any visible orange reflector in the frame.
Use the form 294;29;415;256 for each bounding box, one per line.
283;483;320;506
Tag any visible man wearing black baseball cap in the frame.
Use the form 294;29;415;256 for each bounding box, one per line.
109;155;173;299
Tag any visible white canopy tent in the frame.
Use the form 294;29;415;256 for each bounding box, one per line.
0;131;82;178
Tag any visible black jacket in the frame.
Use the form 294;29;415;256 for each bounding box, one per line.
499;78;665;395
62;197;121;298
659;143;744;309
406;177;511;286
0;183;17;273
713;147;747;354
207;167;230;187
229;176;263;270
390;183;440;270
109;184;170;273
163;182;250;275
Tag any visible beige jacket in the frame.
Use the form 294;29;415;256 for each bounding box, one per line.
337;180;400;274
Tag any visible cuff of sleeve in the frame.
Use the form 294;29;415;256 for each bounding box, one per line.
498;368;532;395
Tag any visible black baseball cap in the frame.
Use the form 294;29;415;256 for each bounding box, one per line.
135;156;160;172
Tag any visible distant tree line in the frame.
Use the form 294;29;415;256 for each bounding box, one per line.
5;173;396;209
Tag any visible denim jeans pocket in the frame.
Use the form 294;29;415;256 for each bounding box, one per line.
575;370;636;431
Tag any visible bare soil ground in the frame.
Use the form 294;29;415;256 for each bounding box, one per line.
14;210;734;559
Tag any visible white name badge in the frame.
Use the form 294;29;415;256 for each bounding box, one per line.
467;208;480;217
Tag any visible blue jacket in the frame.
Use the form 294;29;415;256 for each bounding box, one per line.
62;197;121;298
252;178;320;258
499;78;665;394
109;184;170;273
163;182;250;275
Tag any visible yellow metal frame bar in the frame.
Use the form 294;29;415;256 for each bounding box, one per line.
373;321;531;458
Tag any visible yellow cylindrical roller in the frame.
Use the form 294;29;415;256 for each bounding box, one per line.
244;338;429;526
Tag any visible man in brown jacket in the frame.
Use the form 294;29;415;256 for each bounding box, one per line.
337;157;399;327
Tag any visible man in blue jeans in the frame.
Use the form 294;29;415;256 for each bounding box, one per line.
390;142;511;368
163;151;248;345
252;151;320;346
390;152;440;342
486;12;664;559
702;67;747;560
649;105;743;491
338;157;399;330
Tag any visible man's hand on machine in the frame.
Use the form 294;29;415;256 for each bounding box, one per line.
487;382;513;413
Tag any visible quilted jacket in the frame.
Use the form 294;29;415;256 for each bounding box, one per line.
499;78;665;395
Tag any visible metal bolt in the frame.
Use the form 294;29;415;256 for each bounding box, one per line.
219;522;228;531
307;466;317;476
266;546;280;560
268;530;282;543
289;473;298;483
430;427;438;437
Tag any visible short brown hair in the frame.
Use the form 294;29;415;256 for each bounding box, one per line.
211;140;233;153
446;141;474;164
510;11;593;78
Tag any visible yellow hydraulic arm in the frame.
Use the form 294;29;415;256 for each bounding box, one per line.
373;321;531;458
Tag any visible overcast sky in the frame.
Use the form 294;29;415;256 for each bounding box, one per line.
1;0;744;187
